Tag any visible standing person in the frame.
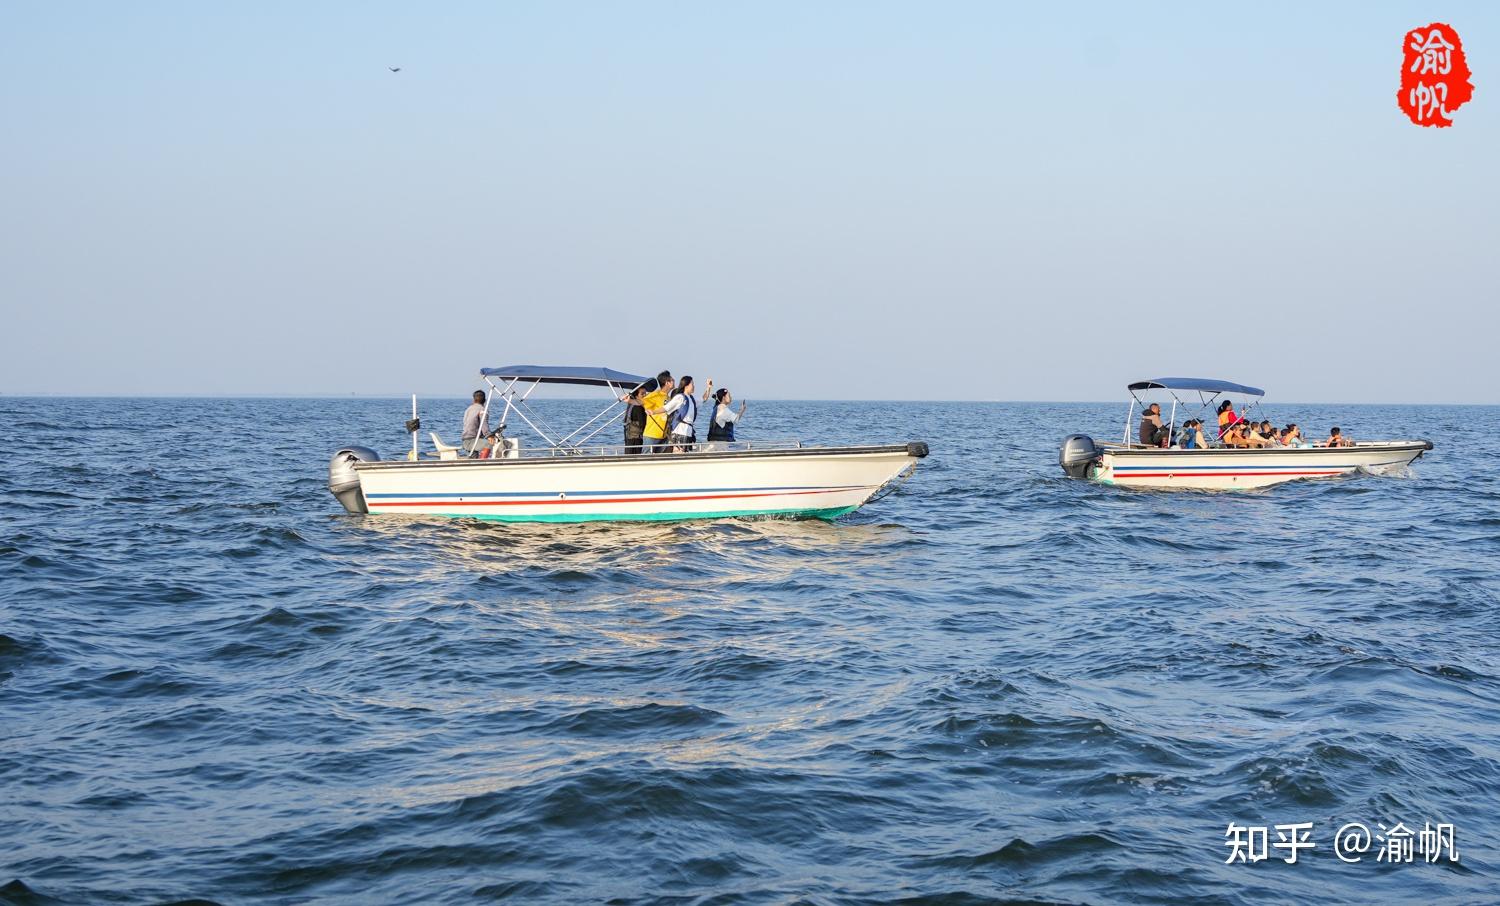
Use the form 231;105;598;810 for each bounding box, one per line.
640;371;674;452
619;380;654;454
1216;400;1241;439
461;390;490;455
705;387;746;450
659;375;699;452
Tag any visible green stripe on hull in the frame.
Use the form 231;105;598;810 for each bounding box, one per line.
411;505;860;523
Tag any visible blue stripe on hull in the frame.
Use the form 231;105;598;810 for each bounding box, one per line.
1112;464;1355;472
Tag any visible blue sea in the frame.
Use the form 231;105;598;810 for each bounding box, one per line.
2;397;1497;904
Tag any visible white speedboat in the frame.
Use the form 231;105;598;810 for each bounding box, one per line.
329;365;927;522
1059;377;1433;490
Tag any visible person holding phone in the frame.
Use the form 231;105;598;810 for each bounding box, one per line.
705;385;746;451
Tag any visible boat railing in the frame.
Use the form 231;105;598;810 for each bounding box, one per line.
489;438;807;459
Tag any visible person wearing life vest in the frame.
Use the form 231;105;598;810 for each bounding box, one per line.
1216;400;1242;439
619;378;655;454
659;375;700;452
638;371;674;452
705;387;746;450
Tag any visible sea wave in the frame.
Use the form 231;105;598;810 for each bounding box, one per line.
2;399;1497;903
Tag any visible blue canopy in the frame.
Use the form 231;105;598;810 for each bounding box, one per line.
479;365;651;388
1128;377;1265;397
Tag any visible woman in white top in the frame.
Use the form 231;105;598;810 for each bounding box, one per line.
705;386;747;450
659;375;699;452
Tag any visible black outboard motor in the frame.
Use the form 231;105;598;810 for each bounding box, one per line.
1059;434;1100;479
328;446;380;514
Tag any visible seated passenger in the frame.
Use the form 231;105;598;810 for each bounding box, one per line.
1180;419;1208;449
1139;403;1168;447
461;390;492;456
1223;423;1250;448
1178;419;1197;449
1238;423;1270;448
1323;426;1354;447
1280;423;1308;448
1255;420;1281;447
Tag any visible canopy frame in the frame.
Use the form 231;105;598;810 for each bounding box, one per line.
477;366;652;453
1127;377;1265;397
1123;378;1267;446
478;365;651;387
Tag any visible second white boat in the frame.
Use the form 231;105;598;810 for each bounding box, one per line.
1059;377;1433;490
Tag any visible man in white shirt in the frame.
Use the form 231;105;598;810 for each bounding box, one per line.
461;390;490;455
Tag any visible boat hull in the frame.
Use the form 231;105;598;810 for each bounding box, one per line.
346;445;924;521
1090;442;1433;490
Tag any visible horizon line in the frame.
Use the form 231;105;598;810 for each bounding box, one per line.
1;393;1495;407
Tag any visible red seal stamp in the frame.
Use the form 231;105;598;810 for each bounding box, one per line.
1398;23;1474;127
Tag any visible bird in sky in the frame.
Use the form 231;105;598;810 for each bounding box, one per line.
388;66;401;73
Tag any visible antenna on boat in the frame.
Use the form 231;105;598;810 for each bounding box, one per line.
405;394;421;461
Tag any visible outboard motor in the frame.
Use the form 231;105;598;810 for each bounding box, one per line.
1059;434;1100;479
328;446;380;514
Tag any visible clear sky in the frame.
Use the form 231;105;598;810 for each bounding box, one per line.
2;2;1496;402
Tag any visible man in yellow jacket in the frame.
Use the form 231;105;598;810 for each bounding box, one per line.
639;371;674;452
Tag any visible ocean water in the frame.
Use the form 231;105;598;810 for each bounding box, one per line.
2;397;1497;905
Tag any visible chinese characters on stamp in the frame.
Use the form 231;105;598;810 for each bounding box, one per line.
1398;23;1474;127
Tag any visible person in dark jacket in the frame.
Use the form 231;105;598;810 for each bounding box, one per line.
619;379;656;453
1139;403;1168;447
